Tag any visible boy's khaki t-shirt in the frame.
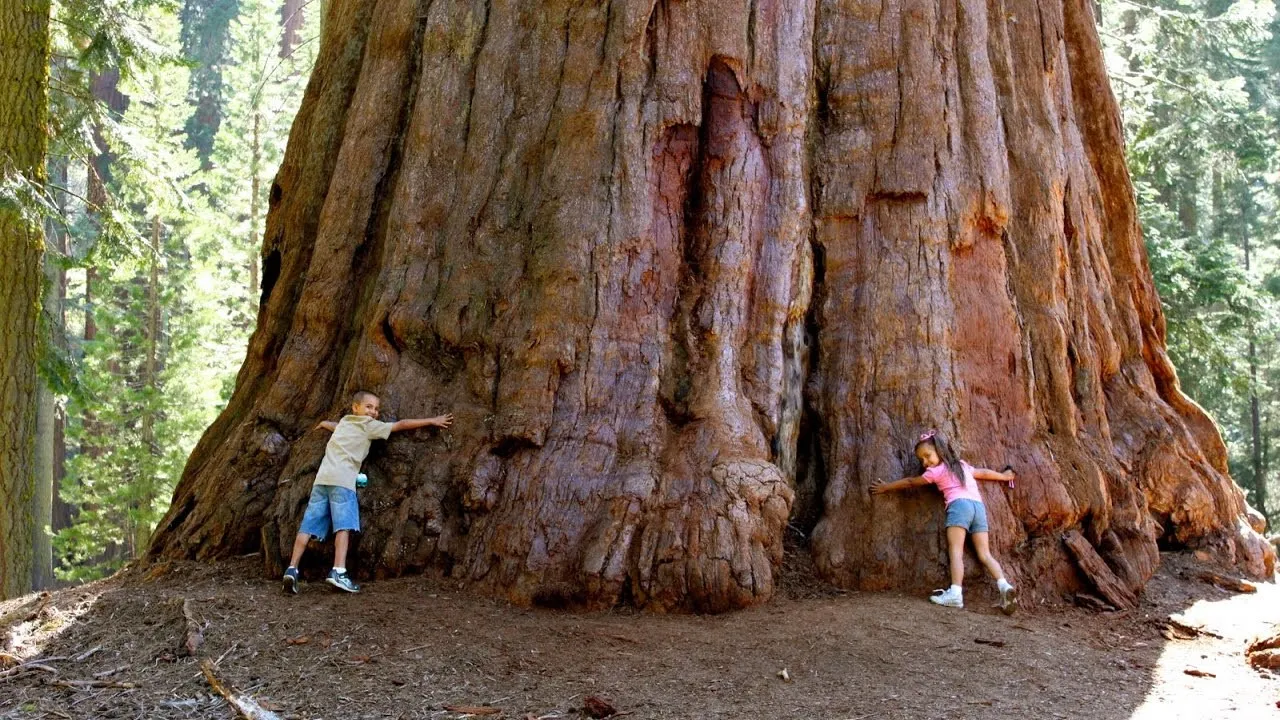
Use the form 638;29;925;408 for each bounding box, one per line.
314;415;394;490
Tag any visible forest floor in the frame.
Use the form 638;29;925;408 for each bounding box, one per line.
1;548;1277;720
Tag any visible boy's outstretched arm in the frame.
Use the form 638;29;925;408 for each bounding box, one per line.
390;413;454;433
870;475;930;495
315;421;338;432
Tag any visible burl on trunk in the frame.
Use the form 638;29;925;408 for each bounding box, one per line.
150;0;1274;611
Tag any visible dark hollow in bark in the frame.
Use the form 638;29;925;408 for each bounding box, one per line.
150;0;1275;611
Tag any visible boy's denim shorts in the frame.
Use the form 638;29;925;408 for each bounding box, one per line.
944;498;989;533
299;485;360;541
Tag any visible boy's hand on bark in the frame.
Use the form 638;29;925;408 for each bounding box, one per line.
433;414;454;428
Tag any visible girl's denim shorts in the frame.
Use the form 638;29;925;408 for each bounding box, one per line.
944;498;988;533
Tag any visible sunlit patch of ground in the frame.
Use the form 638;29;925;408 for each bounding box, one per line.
1129;575;1280;720
2;587;103;660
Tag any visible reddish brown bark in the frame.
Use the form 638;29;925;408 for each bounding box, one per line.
150;0;1274;611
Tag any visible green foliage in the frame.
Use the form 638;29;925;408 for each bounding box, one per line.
44;0;319;580
202;0;317;327
1102;0;1280;522
31;0;177;256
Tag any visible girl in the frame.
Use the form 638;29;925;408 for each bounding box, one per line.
870;429;1018;613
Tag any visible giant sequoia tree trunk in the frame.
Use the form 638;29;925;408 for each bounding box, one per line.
151;0;1275;611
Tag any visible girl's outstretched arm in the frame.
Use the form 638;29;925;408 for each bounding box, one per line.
972;466;1015;483
870;476;931;495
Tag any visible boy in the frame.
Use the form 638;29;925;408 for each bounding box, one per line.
283;390;453;594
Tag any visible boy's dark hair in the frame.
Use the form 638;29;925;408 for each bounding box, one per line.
351;390;379;405
915;431;965;483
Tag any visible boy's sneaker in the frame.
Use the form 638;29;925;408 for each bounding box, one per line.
999;585;1019;615
283;567;299;595
929;587;964;608
326;569;360;594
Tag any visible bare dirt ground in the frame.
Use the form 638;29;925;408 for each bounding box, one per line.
2;549;1277;720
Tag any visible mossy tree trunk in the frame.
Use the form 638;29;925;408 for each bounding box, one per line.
0;0;52;600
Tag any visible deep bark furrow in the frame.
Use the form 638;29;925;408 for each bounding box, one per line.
151;0;1274;609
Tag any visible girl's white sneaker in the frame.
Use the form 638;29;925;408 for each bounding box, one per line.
929;587;964;608
999;585;1018;615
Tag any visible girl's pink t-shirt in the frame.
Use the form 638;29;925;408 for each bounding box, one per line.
923;461;984;505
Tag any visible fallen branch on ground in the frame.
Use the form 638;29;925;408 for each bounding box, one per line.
1249;634;1280;654
443;705;502;716
0;662;59;682
1248;649;1280;671
180;598;204;657
1073;593;1117;612
1195;571;1257;594
1159;617;1223;640
52;679;138;689
200;659;282;720
1247;633;1280;671
73;645;101;662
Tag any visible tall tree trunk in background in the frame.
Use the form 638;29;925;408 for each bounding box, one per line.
136;216;163;556
1242;204;1269;522
33;381;55;590
79;70;130;568
181;0;241;162
151;0;1275;611
80;79;107;480
0;0;52;600
281;0;304;55
32;239;61;590
49;164;70;540
33;158;69;590
82;68;128;349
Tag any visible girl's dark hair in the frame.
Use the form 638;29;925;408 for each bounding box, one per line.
915;431;965;482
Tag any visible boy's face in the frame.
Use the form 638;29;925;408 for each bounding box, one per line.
352;396;380;418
